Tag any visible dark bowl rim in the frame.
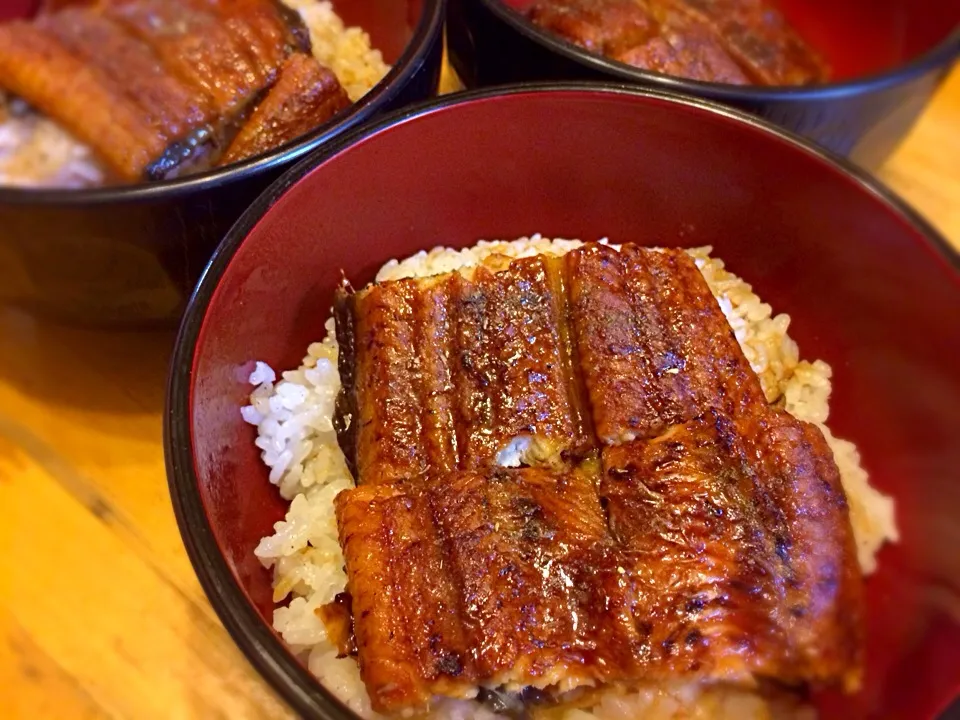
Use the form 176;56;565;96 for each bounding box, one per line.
165;81;960;720
477;0;960;101
0;0;445;206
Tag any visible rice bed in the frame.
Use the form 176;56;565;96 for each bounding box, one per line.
244;237;898;720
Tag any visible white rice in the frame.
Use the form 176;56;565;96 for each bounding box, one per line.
283;0;390;102
0;0;388;188
245;236;898;720
0;100;106;189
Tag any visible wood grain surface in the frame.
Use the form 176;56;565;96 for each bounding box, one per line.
1;62;958;719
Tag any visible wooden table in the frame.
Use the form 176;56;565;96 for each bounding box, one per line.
2;64;958;719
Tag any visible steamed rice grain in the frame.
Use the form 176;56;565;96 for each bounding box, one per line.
0;104;106;189
246;236;898;719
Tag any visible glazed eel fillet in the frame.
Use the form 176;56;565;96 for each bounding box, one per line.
0;0;349;181
526;0;828;85
334;254;595;485
335;465;642;710
332;243;863;713
600;408;862;687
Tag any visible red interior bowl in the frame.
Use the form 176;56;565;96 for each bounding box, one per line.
165;85;960;720
492;0;959;82
776;0;959;81
0;0;443;327
447;0;960;169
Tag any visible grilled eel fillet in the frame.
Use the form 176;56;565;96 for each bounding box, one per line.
334;408;861;712
601;408;863;688
335;465;640;711
221;53;349;165
527;0;828;85
568;243;768;443
527;0;749;84
0;0;344;181
334;254;595;485
331;243;863;712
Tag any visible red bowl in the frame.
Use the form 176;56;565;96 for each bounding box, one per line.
447;0;960;169
0;0;443;327
165;85;960;719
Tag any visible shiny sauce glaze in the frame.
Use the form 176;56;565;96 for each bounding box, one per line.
526;0;830;85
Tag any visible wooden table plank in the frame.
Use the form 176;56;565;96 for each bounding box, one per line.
1;63;958;720
1;608;107;720
0;435;293;720
879;68;960;244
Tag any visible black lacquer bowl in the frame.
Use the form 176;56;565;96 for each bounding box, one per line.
0;0;444;327
447;0;960;169
167;84;960;720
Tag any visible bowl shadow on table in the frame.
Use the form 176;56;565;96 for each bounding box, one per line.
0;306;173;417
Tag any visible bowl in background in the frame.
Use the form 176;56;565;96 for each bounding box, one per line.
447;0;960;169
166;85;960;719
0;0;444;327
